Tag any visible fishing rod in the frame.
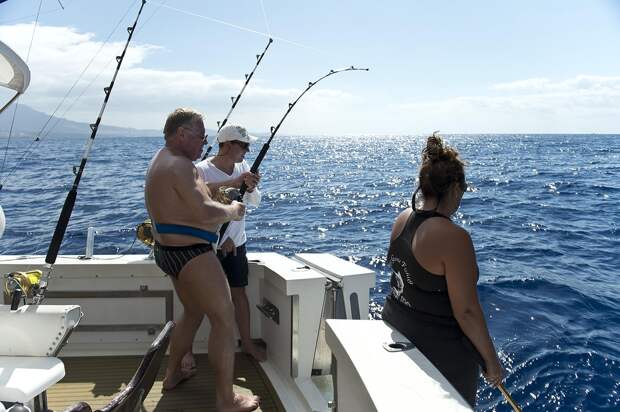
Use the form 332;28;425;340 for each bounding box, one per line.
217;65;369;243
22;0;148;307
467;341;523;412
201;37;273;160
498;383;522;412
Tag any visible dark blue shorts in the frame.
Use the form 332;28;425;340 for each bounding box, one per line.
217;243;249;288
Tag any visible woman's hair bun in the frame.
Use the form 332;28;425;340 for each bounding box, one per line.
422;131;446;163
417;131;466;201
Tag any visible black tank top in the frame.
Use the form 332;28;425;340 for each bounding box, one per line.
387;209;455;318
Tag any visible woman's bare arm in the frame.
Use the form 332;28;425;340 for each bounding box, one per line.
390;208;413;242
443;227;503;385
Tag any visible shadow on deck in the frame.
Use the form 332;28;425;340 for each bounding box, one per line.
47;353;284;412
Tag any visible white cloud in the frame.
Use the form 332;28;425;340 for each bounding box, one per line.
493;75;620;94
393;76;620;133
2;23;618;134
0;23;354;133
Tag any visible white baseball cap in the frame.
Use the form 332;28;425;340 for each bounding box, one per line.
217;125;257;144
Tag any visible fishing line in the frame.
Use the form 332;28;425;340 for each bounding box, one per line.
39;0;167;141
0;0;137;189
34;0;136;139
0;0;71;25
258;0;271;37
32;0;167;140
148;0;330;56
201;37;273;160
30;0;148;306
132;0;168;36
217;66;369;243
1;0;173;190
0;0;43;182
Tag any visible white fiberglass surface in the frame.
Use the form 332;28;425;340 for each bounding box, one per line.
0;41;29;92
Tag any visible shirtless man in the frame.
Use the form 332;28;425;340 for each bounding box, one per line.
145;108;259;412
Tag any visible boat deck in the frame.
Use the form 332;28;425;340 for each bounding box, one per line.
47;353;284;412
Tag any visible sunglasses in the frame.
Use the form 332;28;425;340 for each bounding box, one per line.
230;140;250;150
182;126;207;143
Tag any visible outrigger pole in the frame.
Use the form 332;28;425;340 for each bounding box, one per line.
218;65;369;242
30;0;147;306
201;37;274;160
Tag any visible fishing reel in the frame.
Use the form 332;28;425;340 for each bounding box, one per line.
3;270;42;310
136;219;154;248
212;186;241;204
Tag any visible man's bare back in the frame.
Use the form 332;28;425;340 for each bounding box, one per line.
146;147;222;243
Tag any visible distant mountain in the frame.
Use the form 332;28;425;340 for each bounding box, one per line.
0;105;162;138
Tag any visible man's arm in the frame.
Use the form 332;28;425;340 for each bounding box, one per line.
174;161;244;225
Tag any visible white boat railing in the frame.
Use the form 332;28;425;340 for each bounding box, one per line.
326;319;472;412
0;253;470;411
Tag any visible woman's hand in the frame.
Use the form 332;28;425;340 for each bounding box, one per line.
484;356;505;387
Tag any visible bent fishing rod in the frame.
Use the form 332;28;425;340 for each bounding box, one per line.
23;0;148;307
218;65;369;242
201;37;273;160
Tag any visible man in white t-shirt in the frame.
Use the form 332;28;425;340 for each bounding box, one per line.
187;124;265;367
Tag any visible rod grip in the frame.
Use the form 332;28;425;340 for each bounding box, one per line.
239;182;248;199
10;288;22;310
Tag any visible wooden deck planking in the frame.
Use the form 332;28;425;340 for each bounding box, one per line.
47;354;284;412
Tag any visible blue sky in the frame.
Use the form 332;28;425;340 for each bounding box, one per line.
1;0;619;134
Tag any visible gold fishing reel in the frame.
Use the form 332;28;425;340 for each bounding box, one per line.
212;186;241;205
136;219;154;248
136;187;238;249
4;270;43;297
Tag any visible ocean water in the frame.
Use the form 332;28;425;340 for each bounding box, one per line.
0;134;618;411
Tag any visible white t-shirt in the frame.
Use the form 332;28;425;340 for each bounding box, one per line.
195;158;261;247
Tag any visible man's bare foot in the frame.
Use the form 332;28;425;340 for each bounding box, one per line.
242;341;267;362
217;393;260;412
181;351;197;372
162;368;196;391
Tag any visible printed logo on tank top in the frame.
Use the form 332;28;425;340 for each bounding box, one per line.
388;255;414;307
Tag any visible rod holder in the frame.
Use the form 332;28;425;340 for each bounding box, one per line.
382;341;415;352
85;226;95;258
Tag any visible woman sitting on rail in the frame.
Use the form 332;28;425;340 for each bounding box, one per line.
382;133;503;407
